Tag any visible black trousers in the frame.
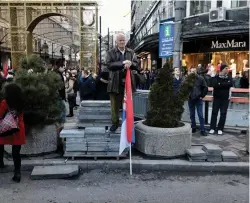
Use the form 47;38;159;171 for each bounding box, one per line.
0;145;21;172
210;98;230;131
67;93;76;115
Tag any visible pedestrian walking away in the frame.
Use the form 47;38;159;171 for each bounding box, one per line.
209;64;233;135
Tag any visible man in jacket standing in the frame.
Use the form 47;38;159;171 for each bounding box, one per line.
106;33;138;132
188;67;208;136
209;64;233;135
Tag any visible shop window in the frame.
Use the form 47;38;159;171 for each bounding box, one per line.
231;0;248;8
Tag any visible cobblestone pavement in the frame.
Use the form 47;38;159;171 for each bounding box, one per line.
192;131;248;162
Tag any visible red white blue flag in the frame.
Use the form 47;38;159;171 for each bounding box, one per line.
119;68;134;155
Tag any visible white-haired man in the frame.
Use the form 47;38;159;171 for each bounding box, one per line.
106;33;138;132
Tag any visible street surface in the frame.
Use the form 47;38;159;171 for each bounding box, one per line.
0;169;248;203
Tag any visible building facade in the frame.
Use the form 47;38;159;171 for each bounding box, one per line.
0;6;80;70
130;0;249;72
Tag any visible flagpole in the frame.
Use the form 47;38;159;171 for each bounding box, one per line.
129;143;132;175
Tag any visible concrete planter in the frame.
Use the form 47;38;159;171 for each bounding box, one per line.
5;125;58;155
135;121;192;157
246;129;249;153
21;125;58;155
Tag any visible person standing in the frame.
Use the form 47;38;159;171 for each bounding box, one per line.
209;64;233;135
106;33;138;132
188;67;208;136
233;72;241;88
0;83;25;183
79;70;96;101
65;72;76;117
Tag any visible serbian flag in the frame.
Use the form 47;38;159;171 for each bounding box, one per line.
119;68;134;155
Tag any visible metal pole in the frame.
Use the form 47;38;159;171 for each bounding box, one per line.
107;27;110;50
111;35;114;48
52;43;54;60
99;16;102;72
173;0;185;69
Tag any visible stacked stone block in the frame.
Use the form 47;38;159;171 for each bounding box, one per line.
60;101;126;159
202;144;222;162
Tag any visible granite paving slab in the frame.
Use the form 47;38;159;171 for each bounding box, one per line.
186;146;206;157
202;144;222;155
31;165;79;180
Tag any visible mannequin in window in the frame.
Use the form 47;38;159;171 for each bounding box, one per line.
243;59;249;71
230;59;236;78
217;60;223;73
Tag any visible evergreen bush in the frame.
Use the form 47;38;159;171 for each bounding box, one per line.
145;63;196;128
14;54;64;127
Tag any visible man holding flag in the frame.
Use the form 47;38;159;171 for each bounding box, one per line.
106;33;138;133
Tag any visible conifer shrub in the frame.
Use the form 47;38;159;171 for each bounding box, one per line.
14;54;64;127
145;63;196;128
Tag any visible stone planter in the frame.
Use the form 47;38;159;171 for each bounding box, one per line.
5;124;57;155
246;129;249;153
135;121;192;157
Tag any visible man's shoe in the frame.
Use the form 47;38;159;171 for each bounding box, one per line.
110;124;118;132
218;130;223;135
200;131;207;136
209;129;215;134
66;114;73;117
192;128;197;133
0;161;5;169
12;172;21;183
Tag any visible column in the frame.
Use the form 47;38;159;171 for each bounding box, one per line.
173;0;186;69
186;0;190;17
26;6;33;56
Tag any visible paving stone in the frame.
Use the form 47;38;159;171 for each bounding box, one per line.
60;129;85;138
207;157;222;162
202;144;222;155
223;159;239;162
222;151;238;162
31;165;79;180
186;146;206;157
78;114;111;120
81;101;111;107
188;156;206;162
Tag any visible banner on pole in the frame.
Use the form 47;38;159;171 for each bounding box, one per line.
159;22;174;58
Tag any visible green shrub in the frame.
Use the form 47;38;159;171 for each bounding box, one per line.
15;54;64;127
145;63;196;128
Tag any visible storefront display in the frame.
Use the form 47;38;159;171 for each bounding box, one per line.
182;35;249;76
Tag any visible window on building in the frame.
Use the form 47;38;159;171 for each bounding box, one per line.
231;0;248;8
190;0;211;15
168;0;174;17
217;0;222;7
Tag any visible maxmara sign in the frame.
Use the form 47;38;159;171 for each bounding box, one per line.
211;39;247;49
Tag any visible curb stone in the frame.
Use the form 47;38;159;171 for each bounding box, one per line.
1;159;249;174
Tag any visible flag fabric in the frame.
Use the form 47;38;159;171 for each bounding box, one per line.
119;68;134;155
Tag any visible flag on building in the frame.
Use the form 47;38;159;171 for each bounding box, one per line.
119;68;134;155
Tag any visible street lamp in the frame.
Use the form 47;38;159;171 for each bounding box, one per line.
42;41;49;62
60;46;64;60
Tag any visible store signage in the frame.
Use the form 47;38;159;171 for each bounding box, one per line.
211;39;247;49
159;22;174;58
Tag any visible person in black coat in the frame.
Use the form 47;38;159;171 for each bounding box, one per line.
95;70;110;100
79;70;96;101
209;64;233;135
240;71;249;88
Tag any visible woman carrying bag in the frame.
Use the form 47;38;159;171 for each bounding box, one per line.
0;83;25;183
